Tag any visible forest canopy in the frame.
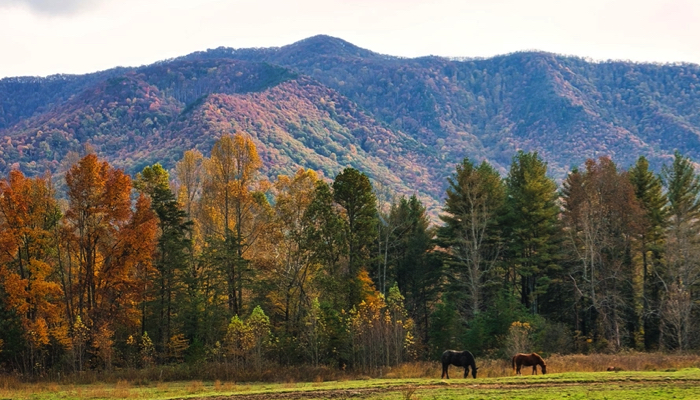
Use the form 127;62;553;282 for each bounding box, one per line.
1;132;699;377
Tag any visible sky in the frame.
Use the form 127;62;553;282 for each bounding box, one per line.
1;0;699;79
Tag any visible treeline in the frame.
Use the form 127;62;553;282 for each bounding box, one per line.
1;133;699;377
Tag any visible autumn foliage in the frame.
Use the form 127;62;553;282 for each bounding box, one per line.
2;130;700;380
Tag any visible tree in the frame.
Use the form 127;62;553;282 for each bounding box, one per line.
390;195;440;348
503;151;560;314
135;164;192;354
63;154;157;333
561;157;643;350
659;151;700;350
301;180;348;365
333;167;378;308
174;149;206;344
628;155;667;349
438;158;505;318
266;169;319;338
201;133;265;315
0;171;66;373
175;149;204;220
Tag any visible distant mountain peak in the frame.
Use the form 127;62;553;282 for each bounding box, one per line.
281;34;384;59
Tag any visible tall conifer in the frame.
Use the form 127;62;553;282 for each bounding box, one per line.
503;151;560;314
629;156;667;349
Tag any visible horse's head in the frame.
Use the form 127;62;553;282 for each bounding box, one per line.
541;363;547;374
472;366;479;379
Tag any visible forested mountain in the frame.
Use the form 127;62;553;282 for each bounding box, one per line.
4;36;700;376
3;35;700;211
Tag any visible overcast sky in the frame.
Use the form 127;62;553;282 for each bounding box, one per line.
1;0;699;79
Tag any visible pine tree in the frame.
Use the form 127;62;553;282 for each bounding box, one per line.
438;158;505;318
503;151;560;314
659;151;700;350
135;164;192;355
332;168;378;308
390;195;440;348
629;156;667;350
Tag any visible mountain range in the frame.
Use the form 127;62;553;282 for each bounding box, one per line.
3;35;700;214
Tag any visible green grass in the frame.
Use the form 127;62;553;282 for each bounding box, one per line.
2;369;700;399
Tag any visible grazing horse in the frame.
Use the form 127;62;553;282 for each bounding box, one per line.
512;353;547;375
441;350;478;379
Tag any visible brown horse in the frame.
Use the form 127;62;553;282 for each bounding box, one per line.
512;353;547;375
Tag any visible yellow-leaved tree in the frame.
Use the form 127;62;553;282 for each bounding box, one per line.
267;169;320;337
200;133;269;315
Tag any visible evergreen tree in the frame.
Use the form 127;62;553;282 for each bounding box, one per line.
332;168;378;308
391;195;441;348
135;164;192;356
303;181;347;309
629;156;667;350
660;151;700;350
503;151;560;314
302;181;349;365
438;158;505;318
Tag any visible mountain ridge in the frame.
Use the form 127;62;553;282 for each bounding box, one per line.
3;35;700;214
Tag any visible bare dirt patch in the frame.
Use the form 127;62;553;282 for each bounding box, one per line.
174;378;700;400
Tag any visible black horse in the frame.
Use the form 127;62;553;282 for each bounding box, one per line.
441;350;478;379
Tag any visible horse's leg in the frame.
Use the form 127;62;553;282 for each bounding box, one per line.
442;364;449;379
464;366;468;378
516;362;521;375
532;365;537;375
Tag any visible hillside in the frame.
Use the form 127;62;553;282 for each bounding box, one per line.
2;35;700;211
195;36;700;175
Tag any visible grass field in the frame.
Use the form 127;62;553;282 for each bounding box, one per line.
1;354;700;400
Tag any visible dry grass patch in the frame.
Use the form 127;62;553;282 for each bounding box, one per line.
113;379;132;398
383;353;700;379
185;380;205;394
544;353;700;374
282;380;297;389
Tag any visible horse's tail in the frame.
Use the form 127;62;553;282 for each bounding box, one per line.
512;355;516;370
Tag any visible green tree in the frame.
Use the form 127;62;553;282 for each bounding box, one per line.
438;158;505;318
391;195;440;348
135;164;192;356
302;181;347;309
332;168;378;308
629;155;667;350
247;305;271;372
301;181;349;366
503;151;560;314
660;151;700;350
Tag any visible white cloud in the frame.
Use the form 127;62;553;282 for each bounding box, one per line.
0;0;108;15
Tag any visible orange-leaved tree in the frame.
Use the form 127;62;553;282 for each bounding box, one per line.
0;170;67;373
62;154;157;342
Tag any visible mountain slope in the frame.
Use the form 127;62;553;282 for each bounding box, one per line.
0;61;441;210
2;36;700;214
192;36;700;174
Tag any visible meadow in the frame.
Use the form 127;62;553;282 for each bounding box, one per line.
1;353;699;400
